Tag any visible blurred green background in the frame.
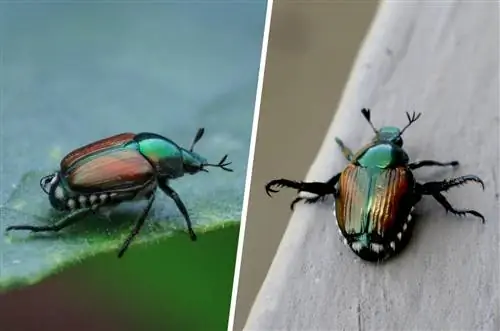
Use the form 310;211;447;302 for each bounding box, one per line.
0;224;239;331
0;1;267;330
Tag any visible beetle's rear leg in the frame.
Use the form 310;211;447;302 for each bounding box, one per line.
266;173;340;210
118;194;155;258
5;208;91;233
417;175;485;223
409;160;459;170
159;181;197;241
335;137;354;162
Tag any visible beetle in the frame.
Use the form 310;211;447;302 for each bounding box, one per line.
265;108;485;262
6;128;233;258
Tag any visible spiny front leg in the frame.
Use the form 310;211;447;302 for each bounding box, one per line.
265;173;340;210
409;160;459;170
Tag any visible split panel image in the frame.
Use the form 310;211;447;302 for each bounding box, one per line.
1;1;498;331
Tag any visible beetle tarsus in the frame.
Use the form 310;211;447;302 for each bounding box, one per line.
265;179;301;196
266;174;340;209
409;160;459;170
5;208;91;234
421;175;485;192
118;195;155;258
290;195;326;210
417;175;486;223
290;197;303;210
431;192;485;223
159;181;197;242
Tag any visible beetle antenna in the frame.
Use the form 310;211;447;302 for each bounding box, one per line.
204;154;233;172
399;111;422;136
361;108;378;134
189;128;205;152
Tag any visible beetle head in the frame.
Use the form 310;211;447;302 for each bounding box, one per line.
361;108;421;147
376;126;403;146
181;149;233;174
181;149;209;174
182;127;233;174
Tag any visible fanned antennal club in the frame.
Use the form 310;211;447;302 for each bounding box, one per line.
205;154;233;172
399;111;422;136
189;128;205;152
361;108;378;134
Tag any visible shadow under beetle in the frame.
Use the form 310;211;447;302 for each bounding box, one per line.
6;128;233;258
265;108;485;262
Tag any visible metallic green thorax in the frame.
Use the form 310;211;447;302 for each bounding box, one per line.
129;133;208;178
135;136;181;161
354;126;410;168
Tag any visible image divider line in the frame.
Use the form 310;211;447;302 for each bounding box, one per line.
226;1;275;331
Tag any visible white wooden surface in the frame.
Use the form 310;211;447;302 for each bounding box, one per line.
245;1;499;330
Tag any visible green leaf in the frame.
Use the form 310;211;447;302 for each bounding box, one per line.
0;171;241;291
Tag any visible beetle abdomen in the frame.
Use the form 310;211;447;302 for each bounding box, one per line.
335;163;415;260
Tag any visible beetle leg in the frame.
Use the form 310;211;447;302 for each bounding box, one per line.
409;160;459;170
266;174;340;210
117;194;155;258
417;175;485;222
420;175;485;192
265;177;339;197
5;208;91;233
430;192;485;223
335;137;354;161
158;181;197;241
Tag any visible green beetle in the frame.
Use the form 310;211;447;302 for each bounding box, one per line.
265;108;485;262
6;128;233;258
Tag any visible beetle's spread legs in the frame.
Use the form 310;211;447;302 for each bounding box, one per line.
5;208;91;234
417;175;485;223
420;175;484;192
118;194;155;258
159;181;197;241
409;160;459;170
335;137;354;162
266;173;340;210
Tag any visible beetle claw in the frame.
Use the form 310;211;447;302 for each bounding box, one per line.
265;185;280;197
290;197;303;210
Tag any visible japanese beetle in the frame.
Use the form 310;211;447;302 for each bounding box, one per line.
6;128;233;258
265;108;485;262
